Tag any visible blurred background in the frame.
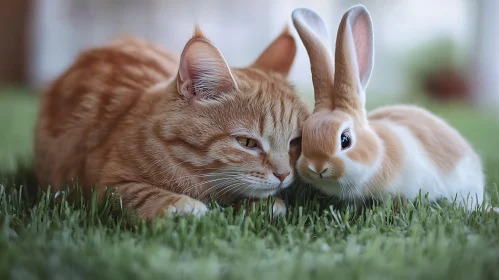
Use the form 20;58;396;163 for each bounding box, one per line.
1;0;499;108
1;0;499;178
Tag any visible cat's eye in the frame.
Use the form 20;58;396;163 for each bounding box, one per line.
340;130;351;150
290;137;302;149
236;136;258;149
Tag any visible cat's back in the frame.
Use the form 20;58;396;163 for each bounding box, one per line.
38;37;179;135
34;37;179;190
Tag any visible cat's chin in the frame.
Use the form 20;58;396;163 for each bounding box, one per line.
241;188;279;199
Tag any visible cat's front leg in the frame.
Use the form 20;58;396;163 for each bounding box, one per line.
106;182;208;220
234;197;287;217
271;197;287;216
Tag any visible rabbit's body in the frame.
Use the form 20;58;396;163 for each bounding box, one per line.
303;105;484;209
368;105;484;206
292;6;489;211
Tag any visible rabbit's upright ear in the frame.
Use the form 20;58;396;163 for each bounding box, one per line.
333;5;374;116
292;8;335;112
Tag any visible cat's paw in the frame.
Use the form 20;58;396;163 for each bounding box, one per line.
272;197;287;217
166;195;208;216
233;197;287;217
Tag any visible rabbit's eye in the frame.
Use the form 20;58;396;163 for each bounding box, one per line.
340;130;351;150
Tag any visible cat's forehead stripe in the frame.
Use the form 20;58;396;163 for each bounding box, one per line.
259;96;301;142
229;67;308;147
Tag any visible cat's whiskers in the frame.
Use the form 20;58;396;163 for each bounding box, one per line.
239;182;256;199
159;171;242;193
180;171;244;197
196;178;241;200
215;181;247;200
228;183;249;200
179;177;236;196
197;179;241;201
163;171;240;186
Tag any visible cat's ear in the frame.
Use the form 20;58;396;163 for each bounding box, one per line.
251;26;297;76
177;26;238;103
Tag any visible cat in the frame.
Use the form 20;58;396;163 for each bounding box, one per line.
34;26;310;220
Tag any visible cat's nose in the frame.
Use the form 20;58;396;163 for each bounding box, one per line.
273;172;290;182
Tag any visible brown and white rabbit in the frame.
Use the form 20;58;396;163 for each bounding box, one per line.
292;5;492;211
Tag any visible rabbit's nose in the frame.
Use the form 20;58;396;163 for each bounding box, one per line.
308;163;328;178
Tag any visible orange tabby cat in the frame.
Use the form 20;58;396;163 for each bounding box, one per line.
34;26;309;219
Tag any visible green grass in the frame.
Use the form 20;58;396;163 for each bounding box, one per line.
1;89;499;280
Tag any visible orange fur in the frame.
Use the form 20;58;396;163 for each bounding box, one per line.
251;26;297;76
369;105;468;173
366;120;403;192
346;126;378;166
34;29;309;219
294;6;484;209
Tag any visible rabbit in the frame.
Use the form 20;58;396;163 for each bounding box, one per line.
291;5;494;211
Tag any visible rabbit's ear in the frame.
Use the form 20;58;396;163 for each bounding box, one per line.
292;8;334;112
333;5;373;116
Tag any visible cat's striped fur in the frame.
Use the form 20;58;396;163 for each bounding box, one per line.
34;27;309;219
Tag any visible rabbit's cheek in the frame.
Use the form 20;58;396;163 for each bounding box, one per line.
346;132;379;165
328;157;345;179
